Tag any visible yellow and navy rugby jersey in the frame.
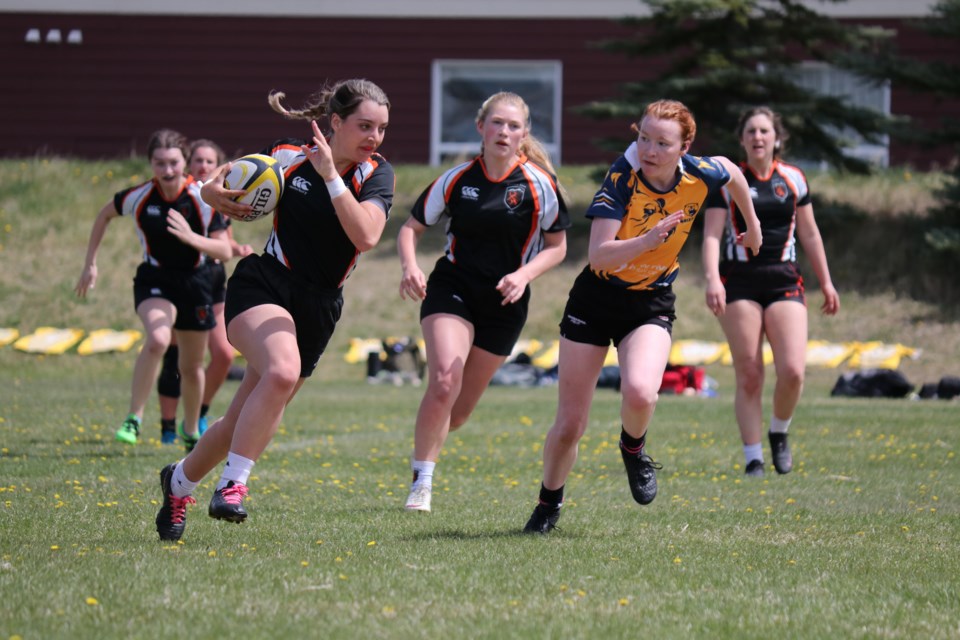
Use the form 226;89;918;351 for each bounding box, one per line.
114;176;227;270
260;139;395;290
411;155;570;282
586;143;730;290
707;160;810;264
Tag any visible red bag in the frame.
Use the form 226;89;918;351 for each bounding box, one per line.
659;365;705;394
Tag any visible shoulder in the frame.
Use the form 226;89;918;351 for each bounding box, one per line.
775;161;808;187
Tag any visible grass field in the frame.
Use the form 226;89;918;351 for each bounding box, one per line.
1;158;959;638
1;352;957;639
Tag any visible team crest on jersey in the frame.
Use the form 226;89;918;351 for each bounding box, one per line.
504;185;526;211
771;176;789;203
683;203;699;218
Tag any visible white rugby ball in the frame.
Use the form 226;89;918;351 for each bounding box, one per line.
222;153;284;221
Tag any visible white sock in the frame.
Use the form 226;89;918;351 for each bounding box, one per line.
171;461;199;498
744;442;764;465
770;416;792;434
217;452;255;490
411;460;435;489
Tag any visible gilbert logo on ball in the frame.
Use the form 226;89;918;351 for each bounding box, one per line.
222;154;285;221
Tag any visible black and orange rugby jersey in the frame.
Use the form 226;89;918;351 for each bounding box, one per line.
411;155;570;282
709;160;810;264
114;176;227;270
259;139;394;290
586;143;730;291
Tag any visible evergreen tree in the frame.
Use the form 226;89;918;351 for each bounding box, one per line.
581;0;898;173
839;0;960;257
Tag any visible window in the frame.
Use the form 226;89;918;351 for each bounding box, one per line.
430;60;563;166
792;61;891;167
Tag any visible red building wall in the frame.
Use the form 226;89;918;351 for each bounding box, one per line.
1;12;956;167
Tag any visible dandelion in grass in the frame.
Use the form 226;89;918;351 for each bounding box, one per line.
673;556;682;565
301;561;309;567
85;597;98;606
367;541;376;547
208;550;216;557
619;598;630;606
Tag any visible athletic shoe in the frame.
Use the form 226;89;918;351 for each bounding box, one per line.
744;459;766;477
769;431;793;474
160;429;177;445
198;415;209;437
620;445;662;505
177;421;200;453
404;484;432;512
208;481;249;523
522;503;561;535
156;463;196;541
114;414;140;445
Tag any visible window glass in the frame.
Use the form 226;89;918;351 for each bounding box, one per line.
431;60;562;166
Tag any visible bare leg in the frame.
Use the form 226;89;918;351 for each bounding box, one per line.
719;300;766;446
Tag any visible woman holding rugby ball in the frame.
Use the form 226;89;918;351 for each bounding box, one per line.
154;79;394;542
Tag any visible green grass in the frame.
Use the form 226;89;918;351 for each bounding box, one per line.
1;352;957;639
1;157;959;637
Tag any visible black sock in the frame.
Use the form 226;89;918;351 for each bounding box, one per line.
538;483;564;509
200;404;210;418
161;418;176;433
620;427;646;453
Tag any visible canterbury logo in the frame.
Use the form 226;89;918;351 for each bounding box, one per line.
461;186;479;200
290;176;311;194
566;315;587;326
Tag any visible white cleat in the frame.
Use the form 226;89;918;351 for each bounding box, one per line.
404;484;432;512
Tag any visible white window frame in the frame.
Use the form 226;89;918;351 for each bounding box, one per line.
430;59;563;166
792;61;891;168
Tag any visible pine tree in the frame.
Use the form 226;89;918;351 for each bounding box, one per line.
839;0;960;258
581;0;898;173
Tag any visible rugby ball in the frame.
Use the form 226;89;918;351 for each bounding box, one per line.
222;154;284;221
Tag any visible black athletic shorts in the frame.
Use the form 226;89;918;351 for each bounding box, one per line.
210;261;228;305
419;258;529;357
559;267;675;348
721;261;806;308
133;262;215;332
224;253;343;378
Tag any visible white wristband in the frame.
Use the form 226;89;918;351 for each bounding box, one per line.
325;175;348;200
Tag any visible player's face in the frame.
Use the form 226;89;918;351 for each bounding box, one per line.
741;114;777;165
331;99;389;165
188;146;219;182
150;148;186;186
478;102;528;164
635;116;687;182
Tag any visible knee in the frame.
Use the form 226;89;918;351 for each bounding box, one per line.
425;368;463;406
621;382;659;415
779;365;805;392
550;413;589;449
208;340;235;367
142;333;170;358
261;363;300;395
737;363;765;396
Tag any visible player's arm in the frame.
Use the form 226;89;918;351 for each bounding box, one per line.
166;211;233;262
304;120;386;252
75;200;120;298
497;230;567;305
397;216;428;301
796;202;840;315
713;156;762;255
702;206;727;316
587;213;684;272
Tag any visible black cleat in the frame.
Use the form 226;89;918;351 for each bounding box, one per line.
620;445;662;505
156;464;196;541
208;481;249;523
769;432;793;474
744;459;766;477
523;503;561;535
